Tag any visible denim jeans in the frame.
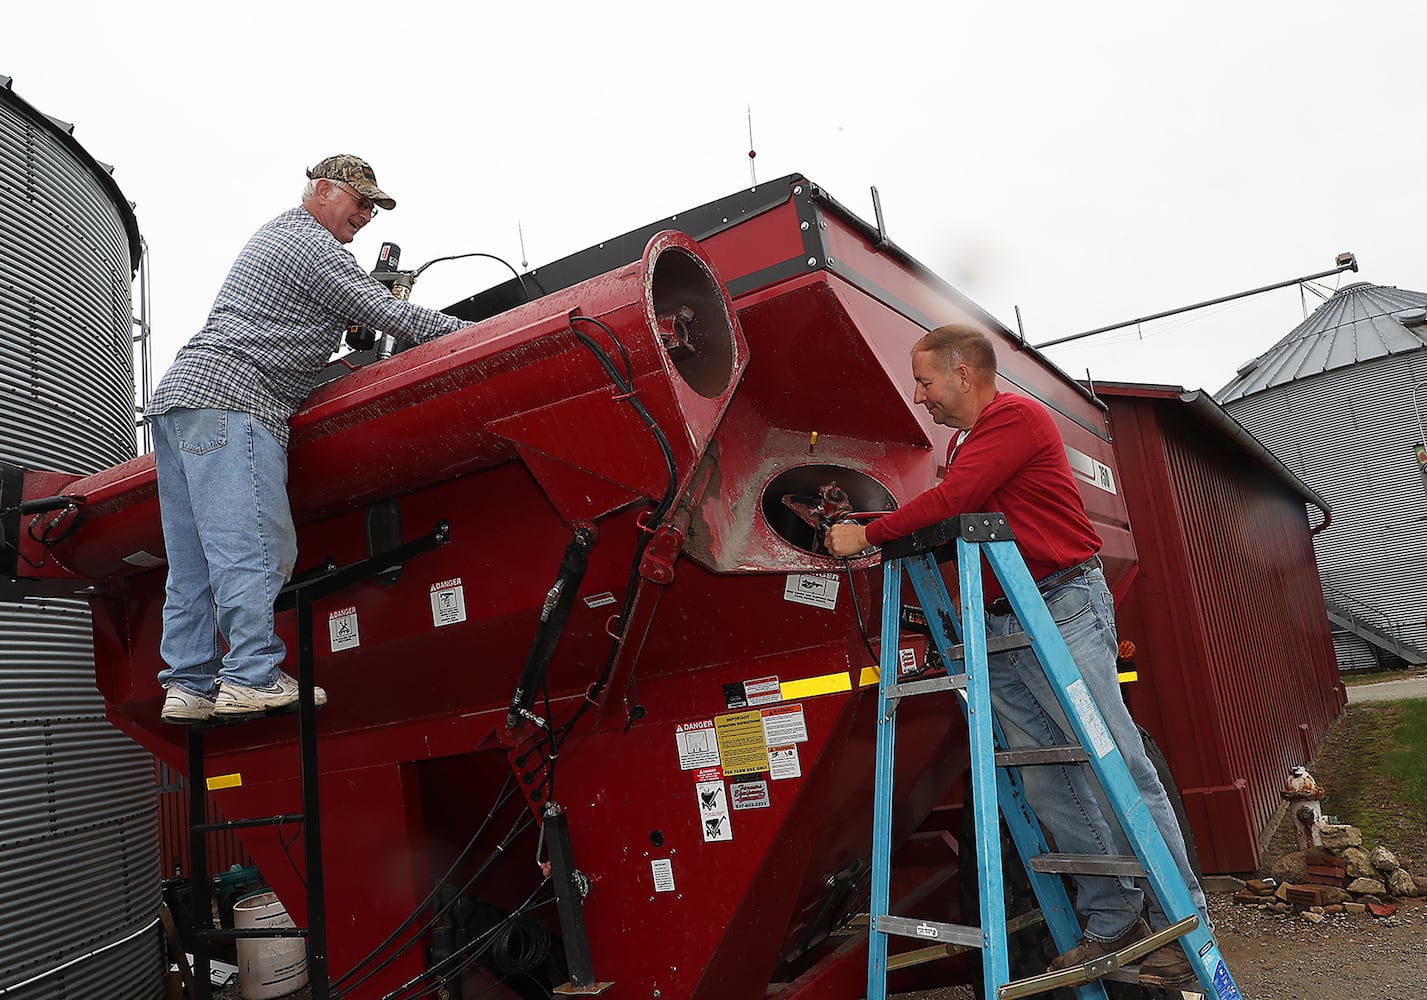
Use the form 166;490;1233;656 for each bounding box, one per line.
985;565;1210;943
151;408;297;695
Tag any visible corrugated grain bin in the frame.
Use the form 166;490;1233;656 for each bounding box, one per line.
1098;383;1343;873
0;74;161;998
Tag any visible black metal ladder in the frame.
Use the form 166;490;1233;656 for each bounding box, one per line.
181;520;450;999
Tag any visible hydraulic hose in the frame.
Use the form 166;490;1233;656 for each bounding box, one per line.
506;525;598;732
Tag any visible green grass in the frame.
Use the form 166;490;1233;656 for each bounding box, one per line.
1340;667;1419;687
1318;700;1427;861
1381;701;1427;803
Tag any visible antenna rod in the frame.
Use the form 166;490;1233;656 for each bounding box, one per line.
747;104;757;186
1033;252;1359;350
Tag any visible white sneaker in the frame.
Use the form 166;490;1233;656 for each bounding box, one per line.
213;672;328;716
161;685;217;724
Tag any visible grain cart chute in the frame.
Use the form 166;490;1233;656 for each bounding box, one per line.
1;175;1134;998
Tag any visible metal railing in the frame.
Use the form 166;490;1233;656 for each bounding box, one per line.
1321;580;1427;666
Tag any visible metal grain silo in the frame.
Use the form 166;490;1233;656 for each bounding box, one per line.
0;76;162;998
1218;282;1427;673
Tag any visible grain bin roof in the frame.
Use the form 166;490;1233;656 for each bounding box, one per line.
0;73;142;272
1215;282;1427;404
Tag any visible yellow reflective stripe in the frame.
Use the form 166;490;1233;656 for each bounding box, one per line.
780;671;854;701
1117;671;1138;684
206;773;242;791
859;666;879;688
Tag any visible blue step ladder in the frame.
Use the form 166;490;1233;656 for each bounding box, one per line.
864;513;1242;1000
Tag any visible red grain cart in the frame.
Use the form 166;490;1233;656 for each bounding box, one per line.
3;175;1128;998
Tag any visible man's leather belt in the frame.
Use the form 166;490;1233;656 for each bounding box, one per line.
985;555;1101;618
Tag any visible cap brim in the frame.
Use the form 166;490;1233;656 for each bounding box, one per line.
354;183;396;211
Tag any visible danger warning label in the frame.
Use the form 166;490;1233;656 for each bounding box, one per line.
429;578;467;628
675;720;720;771
328;607;360;652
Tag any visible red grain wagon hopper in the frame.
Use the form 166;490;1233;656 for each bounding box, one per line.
2;175;1130;998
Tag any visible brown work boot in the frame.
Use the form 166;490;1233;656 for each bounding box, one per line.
1138;941;1194;987
1046;916;1149;972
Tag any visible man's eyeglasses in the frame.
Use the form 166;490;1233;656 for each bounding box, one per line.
331;179;379;217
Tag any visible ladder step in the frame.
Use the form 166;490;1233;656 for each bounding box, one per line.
193;813;304;833
885;673;967;701
1027;853;1145;877
194;926;311;941
886;634;1036;703
995;746;1088;767
946;631;1036;661
874;914;983;950
192;704;304;729
995;916;1196;1000
884;907;1044;970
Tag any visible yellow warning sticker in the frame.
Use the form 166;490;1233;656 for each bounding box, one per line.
206;773;242;791
714;710;770;776
780;671;854;701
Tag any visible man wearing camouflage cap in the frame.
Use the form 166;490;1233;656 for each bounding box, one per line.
145;155;468;723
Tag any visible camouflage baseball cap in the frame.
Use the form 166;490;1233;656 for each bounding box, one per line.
306;154;396;210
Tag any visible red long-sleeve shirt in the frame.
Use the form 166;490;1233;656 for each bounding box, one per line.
865;391;1101;595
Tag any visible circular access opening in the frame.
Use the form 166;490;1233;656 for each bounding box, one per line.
649;246;735;398
762;465;896;555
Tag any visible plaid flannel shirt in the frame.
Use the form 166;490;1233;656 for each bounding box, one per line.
145;207;466;449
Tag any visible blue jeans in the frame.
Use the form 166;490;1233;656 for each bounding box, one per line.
151;408;297;695
985;565;1210;943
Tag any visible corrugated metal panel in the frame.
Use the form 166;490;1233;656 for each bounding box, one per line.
1218;283;1427;404
0;599;161;995
0;81;161;998
1225;353;1427;662
1104;389;1342;873
0;84;137;474
1332;632;1382;673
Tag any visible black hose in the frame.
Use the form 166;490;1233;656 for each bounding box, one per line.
331;775;521;995
506;525;597;734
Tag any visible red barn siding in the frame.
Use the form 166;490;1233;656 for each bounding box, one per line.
1103;387;1343;873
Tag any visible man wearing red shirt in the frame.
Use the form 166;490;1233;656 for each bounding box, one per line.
826;324;1201;988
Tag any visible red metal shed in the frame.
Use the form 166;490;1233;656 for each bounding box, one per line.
1098;382;1344;873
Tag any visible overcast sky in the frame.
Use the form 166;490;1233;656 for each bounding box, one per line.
6;2;1425;398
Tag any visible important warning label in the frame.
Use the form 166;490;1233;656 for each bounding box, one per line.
675;720;721;770
697;778;733;842
651;858;676;892
723;675;782;710
760;703;808;746
768;744;801;780
429;578;467;628
783;573;840;611
715;710;770;776
328;607;360;652
898;647;919;677
743;675;782;706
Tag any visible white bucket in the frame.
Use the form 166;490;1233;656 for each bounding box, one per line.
233;891;310;1000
